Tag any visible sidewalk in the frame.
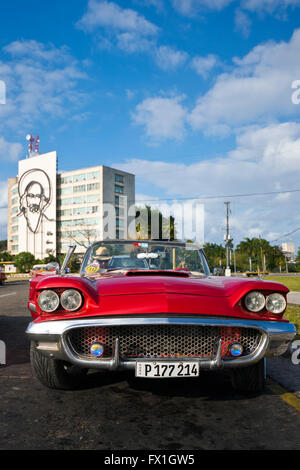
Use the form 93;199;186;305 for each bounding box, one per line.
287;292;300;305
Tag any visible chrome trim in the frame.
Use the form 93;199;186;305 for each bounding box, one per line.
26;317;297;371
28;302;37;313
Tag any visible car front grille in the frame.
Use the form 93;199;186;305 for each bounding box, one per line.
66;323;262;360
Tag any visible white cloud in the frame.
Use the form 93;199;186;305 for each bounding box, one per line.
132;95;187;142
189;29;300;134
171;0;234;15
77;0;159;36
77;1;190;72
0;40;87;132
116;32;154;53
234;9;251;37
0;137;22;162
117;122;300;243
241;0;300;14
170;0;300;16
190;54;219;78
3;40;71;63
0;181;7;208
155;46;189;71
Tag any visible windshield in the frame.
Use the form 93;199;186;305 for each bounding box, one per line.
81;241;210;276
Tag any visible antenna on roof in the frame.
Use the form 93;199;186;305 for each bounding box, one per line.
35;135;40;155
25;134;40;157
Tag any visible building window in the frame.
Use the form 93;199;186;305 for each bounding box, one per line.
86;171;99;180
115;174;124;183
115;185;124;194
116;229;124;240
87;194;100;203
116;218;124;227
60;198;73;206
73;184;86;193
61;175;73;184
11;225;18;233
73;174;86;183
115;207;125;217
87;183;100;192
12;245;18;251
11;197;19;205
58;209;73;217
73;196;86;204
57;187;73;196
12;187;18;195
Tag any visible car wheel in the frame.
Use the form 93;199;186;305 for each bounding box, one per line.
230;358;266;393
30;341;88;390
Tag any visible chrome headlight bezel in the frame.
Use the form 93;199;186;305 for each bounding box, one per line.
244;291;266;313
266;293;286;315
60;289;83;312
38;289;60;313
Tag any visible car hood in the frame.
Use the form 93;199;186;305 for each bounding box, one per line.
88;271;288;297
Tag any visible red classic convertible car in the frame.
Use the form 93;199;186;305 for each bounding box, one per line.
26;240;297;392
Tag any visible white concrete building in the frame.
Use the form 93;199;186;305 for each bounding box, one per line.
7;150;135;258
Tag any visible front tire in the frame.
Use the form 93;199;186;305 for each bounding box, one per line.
30;342;87;390
231;358;266;393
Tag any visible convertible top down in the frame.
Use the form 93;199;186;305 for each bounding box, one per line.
26;240;296;392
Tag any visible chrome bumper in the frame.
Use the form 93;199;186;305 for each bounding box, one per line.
26;317;297;371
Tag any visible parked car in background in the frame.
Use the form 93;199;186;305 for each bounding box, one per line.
30;262;59;278
0;264;7;285
26;240;296;393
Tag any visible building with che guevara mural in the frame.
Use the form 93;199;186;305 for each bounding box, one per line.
7;145;135;259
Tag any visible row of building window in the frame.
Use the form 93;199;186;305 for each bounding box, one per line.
58;206;99;217
59;229;100;239
59;171;99;185
57;182;100;196
57;217;101;228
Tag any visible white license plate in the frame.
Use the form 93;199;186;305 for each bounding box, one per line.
136;361;199;378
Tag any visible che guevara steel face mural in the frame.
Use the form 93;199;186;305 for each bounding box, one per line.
17;168;54;234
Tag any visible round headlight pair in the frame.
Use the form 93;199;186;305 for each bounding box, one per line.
38;289;83;313
244;291;286;314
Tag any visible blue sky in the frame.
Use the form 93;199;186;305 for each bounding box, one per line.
1;0;300;249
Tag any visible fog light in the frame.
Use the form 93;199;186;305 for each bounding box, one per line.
90;343;104;357
229;343;243;357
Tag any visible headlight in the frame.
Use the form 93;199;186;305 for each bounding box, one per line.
60;289;83;311
244;291;265;312
38;290;59;313
266;293;286;314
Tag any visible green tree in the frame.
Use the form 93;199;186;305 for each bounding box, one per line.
135;206;176;240
0;240;7;251
14;252;36;273
0;251;14;262
203;243;225;269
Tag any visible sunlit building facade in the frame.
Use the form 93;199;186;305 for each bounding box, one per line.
7;150;135;258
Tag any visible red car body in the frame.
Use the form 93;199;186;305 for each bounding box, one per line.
26;241;297;392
